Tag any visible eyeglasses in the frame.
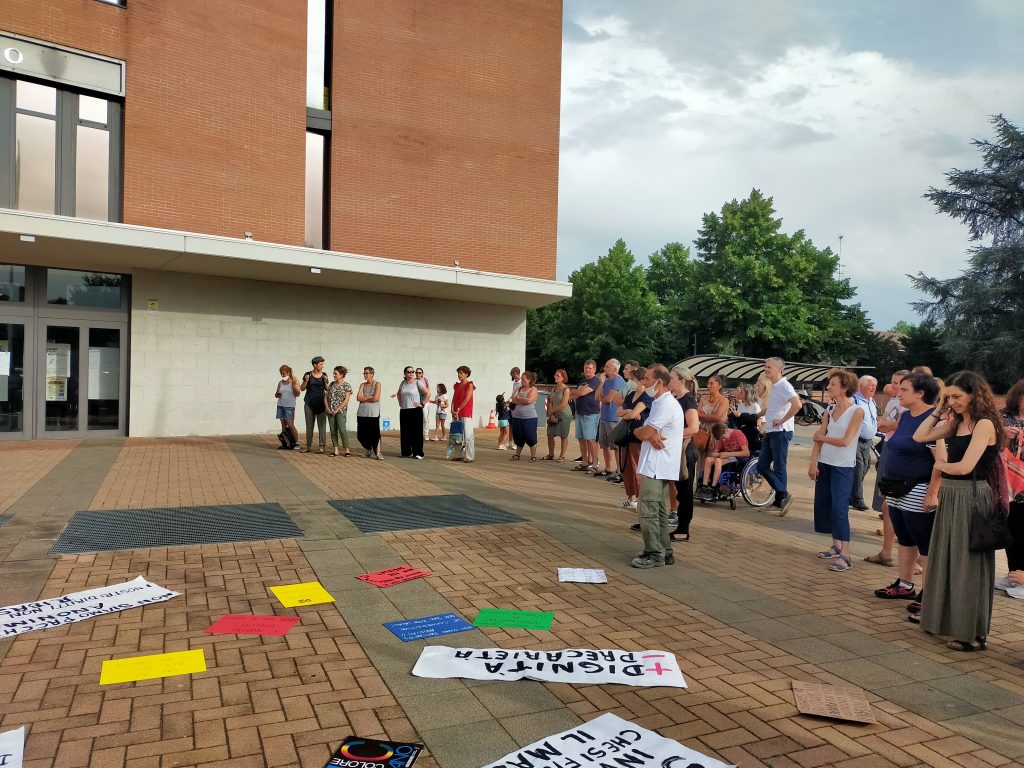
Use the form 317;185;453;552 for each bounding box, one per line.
415;371;423;375
404;369;414;374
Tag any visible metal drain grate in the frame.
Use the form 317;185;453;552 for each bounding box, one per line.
328;494;526;533
0;515;9;528
50;503;304;554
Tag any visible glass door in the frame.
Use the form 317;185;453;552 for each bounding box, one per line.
0;320;29;438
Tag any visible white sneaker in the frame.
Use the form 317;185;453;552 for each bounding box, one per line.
1008;585;1024;600
497;445;507;451
620;499;637;509
376;453;384;460
995;575;1015;591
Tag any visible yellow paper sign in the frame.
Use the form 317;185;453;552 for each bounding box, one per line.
100;649;206;685
270;581;335;608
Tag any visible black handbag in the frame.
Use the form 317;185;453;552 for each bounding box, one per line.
610;419;633;447
967;477;1014;552
878;476;918;497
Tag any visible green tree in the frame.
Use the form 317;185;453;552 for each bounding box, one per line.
688;190;871;362
901;321;953;377
525;239;662;378
889;320;914;334
912;115;1024;389
646;242;697;363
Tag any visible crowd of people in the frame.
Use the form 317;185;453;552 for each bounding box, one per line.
273;354;1024;654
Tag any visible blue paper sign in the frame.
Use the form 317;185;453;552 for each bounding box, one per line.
384;612;475;642
382;418;392;430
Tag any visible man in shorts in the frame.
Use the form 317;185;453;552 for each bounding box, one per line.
572;360;601;472
594;359;626;477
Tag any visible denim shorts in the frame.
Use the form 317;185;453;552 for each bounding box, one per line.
498;419;510;428
276;405;295;420
575;413;600;441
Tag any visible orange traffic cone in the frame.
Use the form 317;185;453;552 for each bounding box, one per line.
486;409;498;429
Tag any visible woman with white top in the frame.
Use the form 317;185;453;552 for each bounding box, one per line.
394;366;429;459
809;369;865;572
509;371;539;461
355;366;383;459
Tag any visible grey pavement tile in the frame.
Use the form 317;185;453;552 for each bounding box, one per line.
929;674;1024;710
690;601;758;624
778;613;854;636
419;719;520;768
820;631;895;657
735;596;806;618
732;618;808;643
874;683;983;721
776;637;859;664
398;689;494;731
870;651;962;682
820;659;913;690
995;704;1024;726
501;709;584;746
471;681;565;719
943;712;1024;758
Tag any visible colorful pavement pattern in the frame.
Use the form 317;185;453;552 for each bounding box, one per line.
0;429;1022;767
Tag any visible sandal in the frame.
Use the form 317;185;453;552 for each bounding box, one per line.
630;523;641;531
670;533;690;543
556;457;566;463
946;640;981;652
543;455;555;460
907;613;921;624
510;455;521;461
863;553;894;567
828;555;852;572
530;457;537;462
817;545;842;559
344;451;352;457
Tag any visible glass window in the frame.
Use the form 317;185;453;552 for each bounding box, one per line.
79;95;108;125
87;328;120;430
47;269;123;308
15;113;57;214
307;0;327;109
0;323;26;434
75;125;110;220
0;265;27;303
304;132;325;249
45;325;79;432
16;81;56;115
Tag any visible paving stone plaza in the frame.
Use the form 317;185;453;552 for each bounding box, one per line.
1;429;1022;767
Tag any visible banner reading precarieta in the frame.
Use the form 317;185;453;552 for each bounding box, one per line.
412;647;687;688
0;576;179;637
482;713;734;768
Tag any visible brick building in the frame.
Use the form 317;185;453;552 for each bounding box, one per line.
0;0;567;439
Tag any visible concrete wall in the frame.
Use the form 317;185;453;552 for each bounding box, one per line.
129;269;525;437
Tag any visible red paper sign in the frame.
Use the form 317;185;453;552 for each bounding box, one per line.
205;615;301;636
355;565;431;588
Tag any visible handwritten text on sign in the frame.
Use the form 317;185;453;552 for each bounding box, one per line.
412;647;687;688
205;615;301;636
0;576;179;638
269;582;334;608
355;566;431;588
0;725;25;768
482;713;734;768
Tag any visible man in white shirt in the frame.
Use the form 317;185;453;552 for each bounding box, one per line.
850;375;879;510
631;364;684;568
758;357;803;517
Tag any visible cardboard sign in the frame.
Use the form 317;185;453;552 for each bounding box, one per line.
558;568;608;584
355;566;431;588
412;647;687;688
100;648;207;685
326;736;423;767
205;614;300;636
0;576;179;638
792;680;876;724
270;581;335;608
473;608;554;631
482;713;733;768
0;725;25;768
384;613;475;642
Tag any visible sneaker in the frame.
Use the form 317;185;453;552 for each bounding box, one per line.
665;553;675;566
292;445;302;451
778;493;794;517
620;499;638;509
414;455;424;460
875;579;917;599
667;512;679;528
364;450;372;458
376;453;384;460
607;473;621;482
593;470;609;477
995;575;1015;591
630;552;665;569
851;501;869;511
497;445;507;451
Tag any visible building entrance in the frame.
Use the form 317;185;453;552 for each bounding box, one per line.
0;264;128;439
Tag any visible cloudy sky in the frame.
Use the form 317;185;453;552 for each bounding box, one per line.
557;0;1024;330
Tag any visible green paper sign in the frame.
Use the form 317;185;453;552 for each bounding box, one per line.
473;608;554;631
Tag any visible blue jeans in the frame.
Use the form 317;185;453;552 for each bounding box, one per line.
812;463;854;542
757;430;792;499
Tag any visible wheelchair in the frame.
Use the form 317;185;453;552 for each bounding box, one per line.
695;455;775;509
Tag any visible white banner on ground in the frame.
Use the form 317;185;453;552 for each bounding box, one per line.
0;725;25;767
558;568;607;583
0;577;179;638
412;647;686;688
481;713;734;768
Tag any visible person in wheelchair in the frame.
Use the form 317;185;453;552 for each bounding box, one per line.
697;422;750;500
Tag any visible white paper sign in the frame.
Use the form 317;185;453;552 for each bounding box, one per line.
558;568;607;584
413;647;686;688
45;343;70;377
481;713;734;768
0;725;25;767
0;576;179;638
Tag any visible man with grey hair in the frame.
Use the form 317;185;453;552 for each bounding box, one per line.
758;356;803;516
850;374;879;510
594;358;626;477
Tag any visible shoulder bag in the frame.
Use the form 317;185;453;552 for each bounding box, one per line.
1002;439;1024;496
967;475;1014;552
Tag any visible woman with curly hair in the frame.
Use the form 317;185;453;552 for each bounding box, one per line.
913;370;1008;652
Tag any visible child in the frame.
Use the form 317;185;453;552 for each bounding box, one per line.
432;383;449;441
698;422;749;499
496;393;511;450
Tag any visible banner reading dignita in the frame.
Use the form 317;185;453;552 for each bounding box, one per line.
0;576;179;637
413;647;687;688
482;713;734;768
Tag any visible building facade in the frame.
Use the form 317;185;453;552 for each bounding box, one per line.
0;0;567;439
